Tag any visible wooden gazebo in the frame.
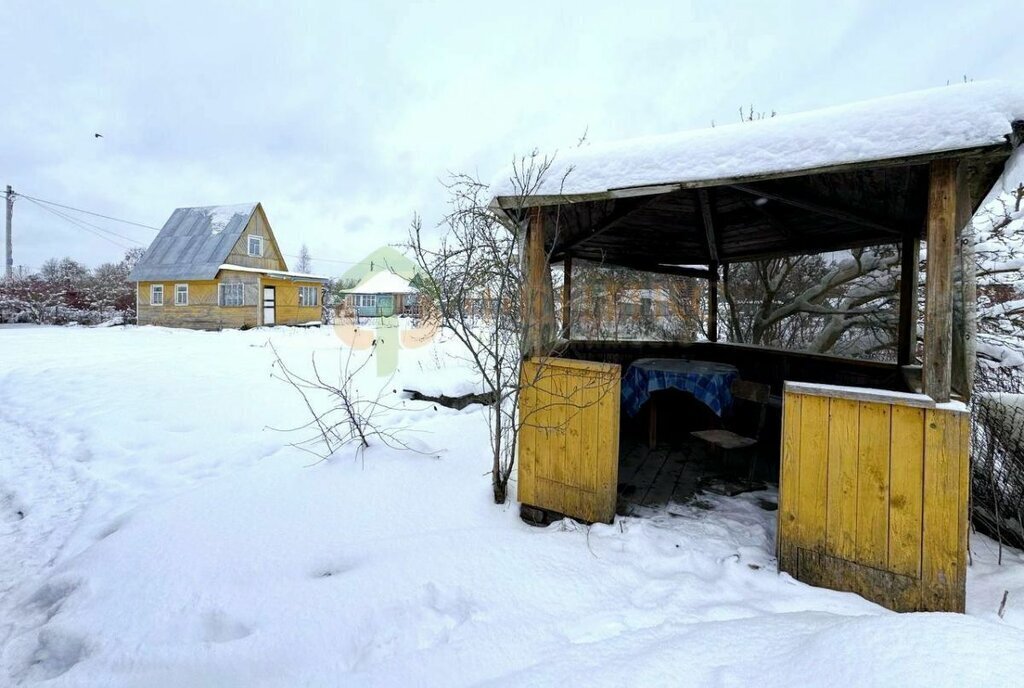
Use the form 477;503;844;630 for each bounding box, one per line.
494;82;1024;612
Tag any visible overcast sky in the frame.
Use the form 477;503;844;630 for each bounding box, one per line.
3;1;1022;277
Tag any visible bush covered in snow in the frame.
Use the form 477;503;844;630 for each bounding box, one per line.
0;248;142;326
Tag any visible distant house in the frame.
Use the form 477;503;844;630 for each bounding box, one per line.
128;203;328;329
341;270;420;318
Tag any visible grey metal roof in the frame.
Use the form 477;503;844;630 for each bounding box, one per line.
128;203;258;282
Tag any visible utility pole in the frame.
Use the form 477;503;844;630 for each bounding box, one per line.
4;185;13;280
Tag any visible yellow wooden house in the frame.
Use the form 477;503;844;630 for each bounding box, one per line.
129;203;327;329
497;81;1024;614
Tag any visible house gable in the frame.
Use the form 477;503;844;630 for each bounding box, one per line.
224;203;289;272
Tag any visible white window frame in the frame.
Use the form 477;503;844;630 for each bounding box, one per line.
174;283;189;306
247;234;263;257
150;284;164;306
355;293;377;308
299;286;318;307
219;282;245;307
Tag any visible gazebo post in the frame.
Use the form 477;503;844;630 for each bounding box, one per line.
922;159;960;402
561;256;572;340
897;233;920;367
708;261;719;343
523;207;556;357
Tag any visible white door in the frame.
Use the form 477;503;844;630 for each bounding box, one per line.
263;286;276;325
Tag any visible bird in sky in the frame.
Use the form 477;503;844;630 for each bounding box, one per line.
94;133;103;138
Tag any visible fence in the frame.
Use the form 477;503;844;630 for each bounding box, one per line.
972;367;1024;551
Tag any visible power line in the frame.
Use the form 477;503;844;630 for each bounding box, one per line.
23;196;145;245
20;196;139;250
16;192;162;231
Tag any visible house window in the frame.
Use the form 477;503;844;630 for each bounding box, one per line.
175;284;188;306
299;286;318;307
355;294;377;308
150;284;164;306
247;235;263;257
219;282;245;307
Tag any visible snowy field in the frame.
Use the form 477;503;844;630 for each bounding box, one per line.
2;325;1024;687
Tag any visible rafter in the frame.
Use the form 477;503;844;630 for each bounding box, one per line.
697;188;719;263
559;195;661;255
729;183;902;236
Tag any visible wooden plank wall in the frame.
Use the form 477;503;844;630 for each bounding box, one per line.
137;279;257;329
518;357;620;524
224;205;288;272
778;384;969;612
261;277;323;325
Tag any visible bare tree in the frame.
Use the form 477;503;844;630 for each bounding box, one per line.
407;152;573;504
720;247;902;359
295;244;313;273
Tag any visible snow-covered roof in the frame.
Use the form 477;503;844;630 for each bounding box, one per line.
342;270;417;294
129;203;258;282
217;264;328;282
492;81;1024;201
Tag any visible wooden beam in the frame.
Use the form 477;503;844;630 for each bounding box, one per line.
708;261;719;343
561;195;661;254
561;256;572;339
897;232;920;367
751;201;802;241
951;163;975;402
609;260;714;280
729;184;903;236
523;207;556;356
922;160;958;402
697;188;719;263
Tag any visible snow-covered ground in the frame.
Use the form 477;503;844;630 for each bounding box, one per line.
1;325;1024;687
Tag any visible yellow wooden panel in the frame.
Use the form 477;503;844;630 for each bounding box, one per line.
888;405;925;577
517;357;619;523
856;402;891;569
922;408;963;610
957;412;970;598
826;398;859;560
797;395;829;552
547;366;568;488
780;385;968;613
577;370;600;493
596;372;620;520
516;362;539;506
778;393;802;559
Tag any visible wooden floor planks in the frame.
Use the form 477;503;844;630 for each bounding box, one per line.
617;439;710;516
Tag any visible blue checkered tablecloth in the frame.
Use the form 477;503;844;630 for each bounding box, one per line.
621;358;740;418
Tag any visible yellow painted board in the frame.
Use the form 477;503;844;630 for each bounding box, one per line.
548;366;568;488
826;398;860;560
957;412;971;596
516;364;538;505
565;368;581;491
779;393;802;547
888;405;925;577
577;371;600;493
856;402;891;569
797;395;830;552
922;409;964;610
594;371;620;523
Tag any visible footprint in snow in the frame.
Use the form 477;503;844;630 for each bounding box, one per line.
201;610;253;643
20;628;90;682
